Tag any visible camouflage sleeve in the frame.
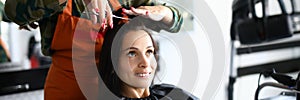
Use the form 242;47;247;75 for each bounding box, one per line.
4;0;66;26
164;6;183;33
124;0;183;33
151;2;183;33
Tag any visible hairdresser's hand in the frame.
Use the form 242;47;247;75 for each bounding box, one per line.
86;0;113;30
122;6;173;25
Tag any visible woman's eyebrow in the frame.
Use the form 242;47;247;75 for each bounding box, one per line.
123;46;153;51
146;46;154;49
123;47;138;51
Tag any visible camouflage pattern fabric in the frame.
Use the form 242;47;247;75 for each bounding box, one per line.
4;0;183;56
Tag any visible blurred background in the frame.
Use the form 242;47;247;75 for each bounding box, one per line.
0;0;300;100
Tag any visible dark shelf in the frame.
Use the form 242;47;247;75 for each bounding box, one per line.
237;58;300;77
237;40;300;55
0;66;49;96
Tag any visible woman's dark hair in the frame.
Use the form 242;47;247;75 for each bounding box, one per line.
98;17;159;96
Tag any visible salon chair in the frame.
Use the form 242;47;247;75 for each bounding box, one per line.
229;0;300;100
254;70;300;100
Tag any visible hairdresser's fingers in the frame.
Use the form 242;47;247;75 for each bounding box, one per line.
92;0;99;24
137;6;167;21
127;7;148;16
106;4;113;29
131;7;148;15
122;7;146;16
97;0;107;30
122;8;134;15
85;0;98;24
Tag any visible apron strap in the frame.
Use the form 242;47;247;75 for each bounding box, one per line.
62;0;73;16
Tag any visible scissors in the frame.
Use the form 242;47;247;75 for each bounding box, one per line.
112;15;131;20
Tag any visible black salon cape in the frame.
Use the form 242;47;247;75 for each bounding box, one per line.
119;84;199;100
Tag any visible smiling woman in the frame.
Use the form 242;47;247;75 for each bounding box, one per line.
98;17;199;99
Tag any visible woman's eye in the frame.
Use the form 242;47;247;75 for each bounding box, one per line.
127;51;136;57
146;50;154;55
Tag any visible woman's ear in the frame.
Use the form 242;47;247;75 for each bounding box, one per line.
155;54;159;61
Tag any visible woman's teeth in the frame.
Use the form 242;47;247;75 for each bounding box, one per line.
136;72;151;77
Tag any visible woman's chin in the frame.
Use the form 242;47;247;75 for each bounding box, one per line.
130;81;152;89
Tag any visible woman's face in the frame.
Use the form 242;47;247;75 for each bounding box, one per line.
116;30;157;89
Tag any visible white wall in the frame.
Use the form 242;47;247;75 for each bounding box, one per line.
158;0;300;100
1;22;40;69
156;0;231;99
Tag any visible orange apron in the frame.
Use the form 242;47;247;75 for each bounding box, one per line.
44;0;104;99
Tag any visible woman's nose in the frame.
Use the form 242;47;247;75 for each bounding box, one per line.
138;55;150;68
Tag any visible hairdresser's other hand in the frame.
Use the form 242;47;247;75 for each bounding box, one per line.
86;0;113;30
122;6;173;25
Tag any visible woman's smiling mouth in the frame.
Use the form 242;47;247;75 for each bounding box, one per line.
135;72;151;77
